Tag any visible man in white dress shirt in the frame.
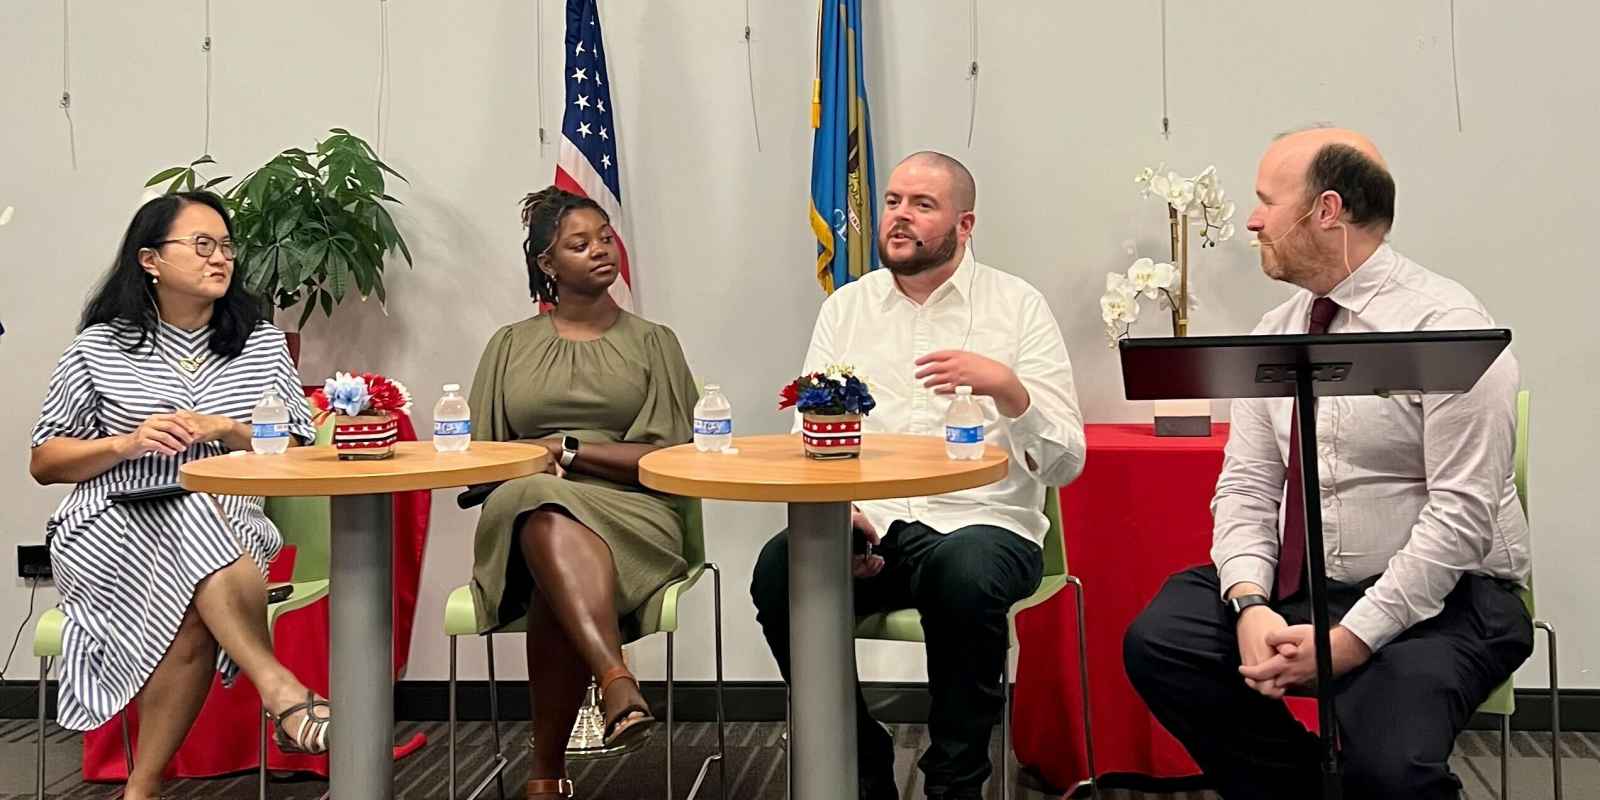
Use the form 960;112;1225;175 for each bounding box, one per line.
750;152;1087;799
1123;127;1533;799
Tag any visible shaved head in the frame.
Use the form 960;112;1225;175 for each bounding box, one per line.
898;151;976;212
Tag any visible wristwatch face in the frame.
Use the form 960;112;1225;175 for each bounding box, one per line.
562;435;580;453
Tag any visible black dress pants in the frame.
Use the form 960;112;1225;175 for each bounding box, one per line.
751;521;1043;799
1124;565;1533;800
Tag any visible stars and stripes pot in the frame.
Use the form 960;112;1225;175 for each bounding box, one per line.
801;412;863;460
332;413;399;460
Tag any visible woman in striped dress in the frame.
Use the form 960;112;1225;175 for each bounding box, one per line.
29;192;332;800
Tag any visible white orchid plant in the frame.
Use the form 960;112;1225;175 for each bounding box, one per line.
1102;164;1236;345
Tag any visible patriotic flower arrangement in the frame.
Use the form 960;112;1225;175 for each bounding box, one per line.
778;365;877;416
310;371;412;459
310;371;413;420
779;365;876;459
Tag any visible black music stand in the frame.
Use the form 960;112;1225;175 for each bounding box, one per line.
1119;328;1511;800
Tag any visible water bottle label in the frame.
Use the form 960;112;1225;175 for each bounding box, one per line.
434;420;472;437
693;418;733;436
252;422;289;439
945;425;983;444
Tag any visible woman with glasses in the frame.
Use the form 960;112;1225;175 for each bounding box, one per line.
466;187;698;798
29;192;330;800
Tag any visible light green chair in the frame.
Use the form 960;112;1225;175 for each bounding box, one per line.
849;491;1095;800
1478;390;1560;799
443;497;727;800
31;415;334;800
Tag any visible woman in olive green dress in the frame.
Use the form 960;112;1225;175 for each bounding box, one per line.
468;187;698;799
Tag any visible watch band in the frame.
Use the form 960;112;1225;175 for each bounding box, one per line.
558;436;579;468
1228;593;1270;619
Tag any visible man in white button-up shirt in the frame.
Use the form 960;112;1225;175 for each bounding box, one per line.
1124;128;1533;800
750;152;1086;800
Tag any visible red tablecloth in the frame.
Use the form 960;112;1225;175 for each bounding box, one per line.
82;411;433;781
1011;423;1316;789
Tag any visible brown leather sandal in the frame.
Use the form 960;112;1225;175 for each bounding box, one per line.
526;777;575;798
598;665;657;749
270;691;330;754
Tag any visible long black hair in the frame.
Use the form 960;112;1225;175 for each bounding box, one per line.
520;186;608;305
79;191;262;358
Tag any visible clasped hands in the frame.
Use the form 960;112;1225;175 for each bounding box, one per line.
1236;606;1373;699
119;410;241;459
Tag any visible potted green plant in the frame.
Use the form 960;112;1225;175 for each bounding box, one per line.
146;129;413;363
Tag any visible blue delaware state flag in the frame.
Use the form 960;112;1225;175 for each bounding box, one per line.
809;0;879;295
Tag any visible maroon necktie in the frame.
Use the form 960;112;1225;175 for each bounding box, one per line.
1275;297;1340;601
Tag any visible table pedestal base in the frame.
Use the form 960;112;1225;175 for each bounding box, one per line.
786;501;857;800
329;493;395;798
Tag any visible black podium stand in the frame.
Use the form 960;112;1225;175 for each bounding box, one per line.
1119;328;1511;800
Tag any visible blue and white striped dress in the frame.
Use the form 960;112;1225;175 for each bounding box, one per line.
30;319;315;731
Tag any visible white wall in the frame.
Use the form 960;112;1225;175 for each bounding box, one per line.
2;2;1595;693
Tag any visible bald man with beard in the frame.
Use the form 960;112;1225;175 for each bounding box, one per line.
1123;127;1532;799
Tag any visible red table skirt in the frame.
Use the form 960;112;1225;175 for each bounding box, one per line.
81;411;433;781
1010;423;1316;788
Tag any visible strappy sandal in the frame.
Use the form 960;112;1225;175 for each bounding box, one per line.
270;690;331;754
527;777;575;798
598;666;657;749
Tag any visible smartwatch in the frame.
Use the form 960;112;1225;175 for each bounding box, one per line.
558;435;580;468
1227;593;1270;620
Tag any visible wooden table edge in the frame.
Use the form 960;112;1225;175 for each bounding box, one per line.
638;448;1009;503
178;442;550;497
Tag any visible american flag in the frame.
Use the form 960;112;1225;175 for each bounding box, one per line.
554;0;632;310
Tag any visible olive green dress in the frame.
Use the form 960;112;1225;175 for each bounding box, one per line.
468;312;698;638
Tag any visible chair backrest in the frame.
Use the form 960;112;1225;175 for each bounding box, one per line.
1514;389;1530;516
264;410;335;582
1513;390;1536;616
679;498;708;568
1042;488;1067;578
676;376;708;568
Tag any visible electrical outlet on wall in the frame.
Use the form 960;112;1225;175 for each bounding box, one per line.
16;544;51;580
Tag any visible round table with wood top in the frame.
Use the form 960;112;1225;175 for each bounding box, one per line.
639;433;1008;800
180;440;547;800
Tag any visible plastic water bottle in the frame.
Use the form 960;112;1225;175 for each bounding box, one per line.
251;388;291;455
944;385;985;460
693;384;733;452
433;384;472;453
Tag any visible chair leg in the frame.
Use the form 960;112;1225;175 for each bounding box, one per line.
1537;619;1561;800
1068;575;1098;800
1002;648;1012;800
36;657;48;800
784;687;792;800
259;707;269;800
686;564;730;800
453;633;510;800
448;634;458;800
712;563;728;800
487;634;506;800
1500;715;1510;800
120;711;133;777
666;631;676;800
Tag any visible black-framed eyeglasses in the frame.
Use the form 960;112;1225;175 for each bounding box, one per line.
155;234;235;260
